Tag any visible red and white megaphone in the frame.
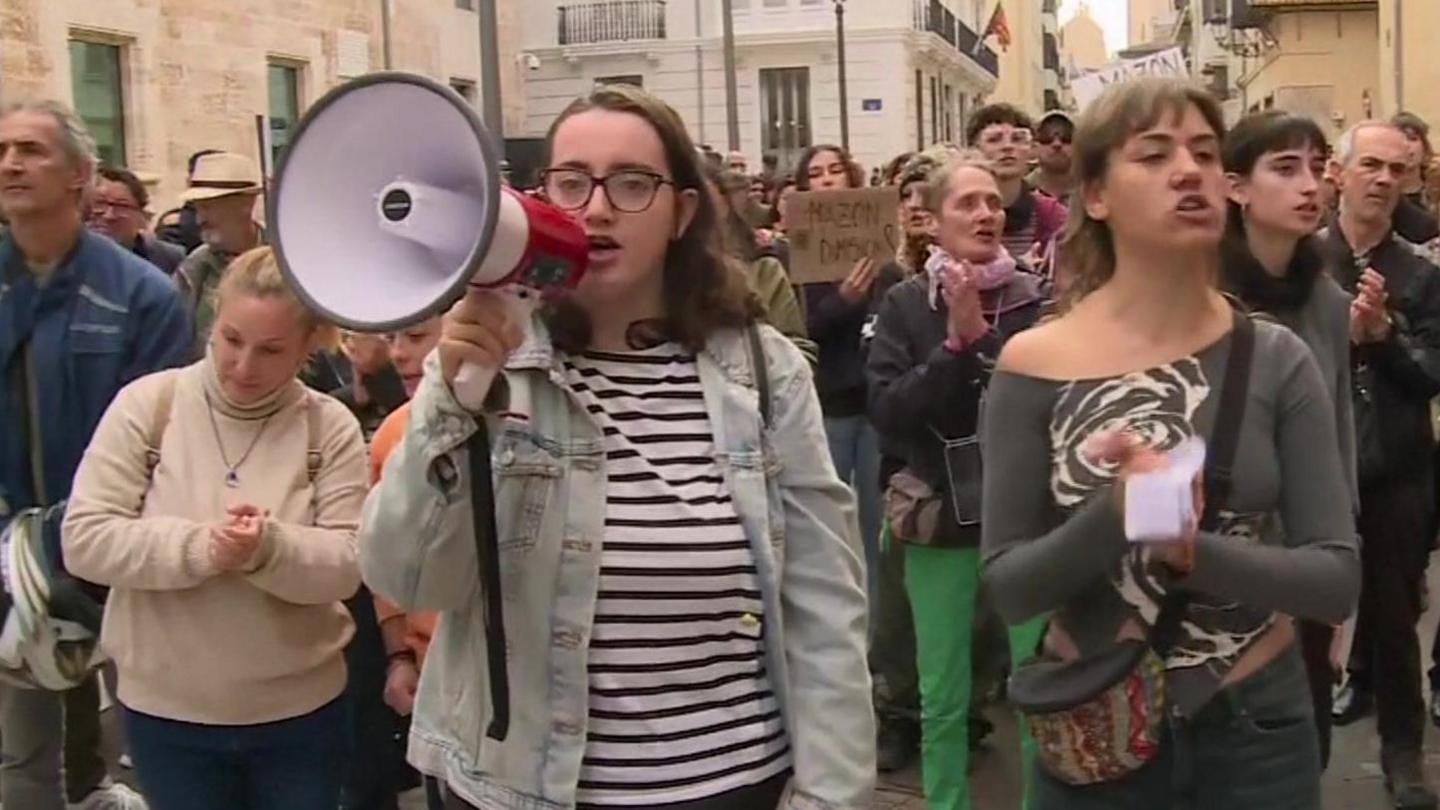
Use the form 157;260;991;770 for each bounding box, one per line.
269;72;588;409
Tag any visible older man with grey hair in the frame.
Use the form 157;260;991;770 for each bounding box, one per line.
0;99;190;810
1322;119;1440;810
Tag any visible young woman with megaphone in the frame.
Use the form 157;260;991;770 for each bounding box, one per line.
360;84;874;810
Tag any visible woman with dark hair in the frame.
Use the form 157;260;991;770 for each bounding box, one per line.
1220;110;1355;768
794;143;885;603
981;78;1358;808
361;84;873;810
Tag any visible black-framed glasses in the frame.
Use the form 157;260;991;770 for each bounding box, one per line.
89;198;142;215
540;168;674;213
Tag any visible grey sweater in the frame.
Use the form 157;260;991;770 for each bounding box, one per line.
1252;275;1358;509
980;318;1360;714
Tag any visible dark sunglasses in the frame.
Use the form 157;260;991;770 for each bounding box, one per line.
1036;131;1072;146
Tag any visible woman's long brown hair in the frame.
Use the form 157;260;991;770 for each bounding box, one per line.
1057;78;1227;311
540;84;761;353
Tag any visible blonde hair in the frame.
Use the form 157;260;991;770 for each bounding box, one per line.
217;247;339;349
1059;78;1226;311
923;149;999;213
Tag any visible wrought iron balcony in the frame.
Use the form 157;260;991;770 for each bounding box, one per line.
912;0;998;77
558;1;667;46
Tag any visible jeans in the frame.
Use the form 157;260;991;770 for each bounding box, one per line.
824;415;881;602
1033;644;1321;810
0;673;109;810
124;696;349;810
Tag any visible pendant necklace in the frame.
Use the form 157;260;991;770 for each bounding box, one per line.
203;389;274;488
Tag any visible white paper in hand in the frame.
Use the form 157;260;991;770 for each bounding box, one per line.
1124;437;1206;543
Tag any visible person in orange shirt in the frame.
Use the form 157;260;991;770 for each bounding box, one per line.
370;315;445;810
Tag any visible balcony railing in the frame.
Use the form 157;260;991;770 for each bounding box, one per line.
558;1;666;46
912;0;998;77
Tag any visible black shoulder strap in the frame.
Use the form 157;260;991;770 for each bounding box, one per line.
745;323;772;430
467;419;510;742
1151;309;1256;656
1198;310;1255;531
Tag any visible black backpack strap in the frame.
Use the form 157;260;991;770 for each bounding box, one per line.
1151;309;1256;657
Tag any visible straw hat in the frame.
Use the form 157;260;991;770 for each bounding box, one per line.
178;152;263;203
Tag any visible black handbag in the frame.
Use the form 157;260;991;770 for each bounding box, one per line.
1007;309;1256;785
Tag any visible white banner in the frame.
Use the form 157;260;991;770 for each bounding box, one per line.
1071;47;1188;110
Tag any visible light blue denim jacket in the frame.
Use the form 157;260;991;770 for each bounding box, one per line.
360;320;874;810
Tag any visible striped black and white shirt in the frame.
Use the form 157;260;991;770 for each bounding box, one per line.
564;345;792;806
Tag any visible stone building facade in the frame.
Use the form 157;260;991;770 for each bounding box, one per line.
0;0;526;210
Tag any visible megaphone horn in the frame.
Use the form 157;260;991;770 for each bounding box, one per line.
270;73;593;746
268;71;589;409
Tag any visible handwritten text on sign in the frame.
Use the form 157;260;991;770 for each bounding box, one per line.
787;187;901;285
1071;47;1187;110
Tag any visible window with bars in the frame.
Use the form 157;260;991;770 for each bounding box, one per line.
760;67;811;175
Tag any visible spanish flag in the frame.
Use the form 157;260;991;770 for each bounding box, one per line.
978;1;1012;52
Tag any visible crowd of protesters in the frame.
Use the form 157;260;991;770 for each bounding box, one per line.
3;71;1440;810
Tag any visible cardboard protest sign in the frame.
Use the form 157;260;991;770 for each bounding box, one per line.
786;187;901;285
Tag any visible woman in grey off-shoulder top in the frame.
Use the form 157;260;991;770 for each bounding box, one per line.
980;78;1358;810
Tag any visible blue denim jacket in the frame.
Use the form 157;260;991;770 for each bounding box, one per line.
0;231;191;525
360;321;874;809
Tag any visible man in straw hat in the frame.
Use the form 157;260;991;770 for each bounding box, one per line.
173;151;265;359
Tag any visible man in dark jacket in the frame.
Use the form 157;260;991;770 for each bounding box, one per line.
87;165;185;275
1;101;190;810
1321;120;1440;810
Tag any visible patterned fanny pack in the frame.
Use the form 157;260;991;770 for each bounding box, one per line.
1008;620;1174;784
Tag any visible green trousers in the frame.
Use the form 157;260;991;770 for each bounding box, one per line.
905;545;980;810
905;543;1045;810
1009;611;1046;810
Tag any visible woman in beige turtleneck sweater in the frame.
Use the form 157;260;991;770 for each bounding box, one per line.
62;247;368;810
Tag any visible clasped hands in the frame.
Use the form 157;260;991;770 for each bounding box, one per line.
210;503;267;572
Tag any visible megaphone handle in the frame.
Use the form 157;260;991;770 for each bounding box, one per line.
451;290;537;412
